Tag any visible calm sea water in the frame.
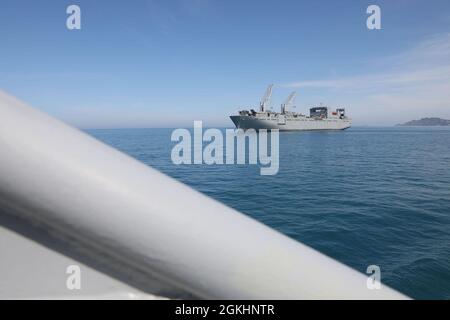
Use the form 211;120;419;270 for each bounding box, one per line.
88;127;450;299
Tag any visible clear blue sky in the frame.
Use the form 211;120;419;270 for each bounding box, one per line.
1;0;449;127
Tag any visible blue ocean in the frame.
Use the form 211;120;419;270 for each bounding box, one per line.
88;127;450;300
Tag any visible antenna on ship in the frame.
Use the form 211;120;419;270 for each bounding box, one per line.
281;91;297;113
260;84;273;112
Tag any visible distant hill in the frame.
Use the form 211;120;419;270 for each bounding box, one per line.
398;117;450;126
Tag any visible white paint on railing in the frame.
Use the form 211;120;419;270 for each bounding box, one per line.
0;91;409;299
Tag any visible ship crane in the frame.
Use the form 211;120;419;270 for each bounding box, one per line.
259;84;273;112
281;91;297;114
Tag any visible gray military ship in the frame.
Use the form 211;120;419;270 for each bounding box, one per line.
230;85;351;131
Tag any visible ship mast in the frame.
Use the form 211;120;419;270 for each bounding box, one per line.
260;84;273;112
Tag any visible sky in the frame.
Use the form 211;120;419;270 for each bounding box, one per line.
0;0;449;128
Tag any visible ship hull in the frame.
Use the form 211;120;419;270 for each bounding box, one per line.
230;115;351;131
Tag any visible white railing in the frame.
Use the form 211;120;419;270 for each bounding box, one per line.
0;91;408;299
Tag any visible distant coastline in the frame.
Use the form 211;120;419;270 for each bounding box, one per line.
397;117;450;126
